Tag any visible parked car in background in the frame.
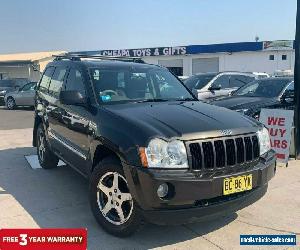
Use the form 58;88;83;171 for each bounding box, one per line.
184;72;256;101
178;75;189;81
4;81;37;109
249;72;270;79
0;78;31;101
273;70;294;77
210;77;294;119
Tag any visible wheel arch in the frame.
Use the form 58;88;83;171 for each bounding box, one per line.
91;143;122;173
33;114;42;147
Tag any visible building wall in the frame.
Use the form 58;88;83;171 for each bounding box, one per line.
0;65;30;79
142;50;295;76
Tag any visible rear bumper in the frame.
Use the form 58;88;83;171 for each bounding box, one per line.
123;150;276;225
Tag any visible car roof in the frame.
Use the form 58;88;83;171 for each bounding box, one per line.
48;59;162;70
194;71;255;76
258;77;293;82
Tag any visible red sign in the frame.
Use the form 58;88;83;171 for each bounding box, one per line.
0;229;87;250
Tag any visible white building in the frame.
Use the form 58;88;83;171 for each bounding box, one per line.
0;51;66;81
75;40;295;76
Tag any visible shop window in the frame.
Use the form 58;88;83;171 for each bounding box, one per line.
282;55;287;60
269;55;275;61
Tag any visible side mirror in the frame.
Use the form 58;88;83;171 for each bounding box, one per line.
60;90;87;105
208;84;221;91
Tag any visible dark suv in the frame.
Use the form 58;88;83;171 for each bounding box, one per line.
32;55;276;237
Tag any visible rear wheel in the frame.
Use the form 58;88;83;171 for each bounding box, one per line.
6;97;16;110
36;123;59;169
89;157;142;237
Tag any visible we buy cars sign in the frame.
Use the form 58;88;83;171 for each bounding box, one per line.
259;109;294;164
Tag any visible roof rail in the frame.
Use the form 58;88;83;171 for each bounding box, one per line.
53;54;145;63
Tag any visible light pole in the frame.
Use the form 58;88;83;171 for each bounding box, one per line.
294;0;300;159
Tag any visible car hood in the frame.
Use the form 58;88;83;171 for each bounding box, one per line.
4;90;18;95
103;101;260;141
0;87;15;92
211;96;279;110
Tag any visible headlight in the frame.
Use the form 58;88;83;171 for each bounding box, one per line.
257;127;271;156
142;138;188;169
0;90;7;95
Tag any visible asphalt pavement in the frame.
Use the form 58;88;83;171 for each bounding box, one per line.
0;106;299;250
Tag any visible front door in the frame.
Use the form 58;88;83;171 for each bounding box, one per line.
17;82;36;106
204;74;231;100
55;68;91;174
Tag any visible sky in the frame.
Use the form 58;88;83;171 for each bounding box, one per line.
0;0;297;54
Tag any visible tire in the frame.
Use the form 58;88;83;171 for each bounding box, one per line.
36;123;59;169
89;156;142;237
6;97;16;110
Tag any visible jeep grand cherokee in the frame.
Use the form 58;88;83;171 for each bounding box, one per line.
32;55;276;237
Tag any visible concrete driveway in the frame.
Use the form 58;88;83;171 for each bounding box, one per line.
0;107;299;250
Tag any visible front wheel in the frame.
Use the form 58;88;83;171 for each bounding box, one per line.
6;97;16;110
89;157;142;237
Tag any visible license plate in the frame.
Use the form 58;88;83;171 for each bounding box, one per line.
223;174;252;195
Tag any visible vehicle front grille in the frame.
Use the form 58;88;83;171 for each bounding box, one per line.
188;134;259;172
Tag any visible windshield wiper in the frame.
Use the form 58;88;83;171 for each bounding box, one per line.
175;97;196;101
133;99;169;103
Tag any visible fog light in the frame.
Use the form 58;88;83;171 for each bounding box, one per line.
157;183;169;198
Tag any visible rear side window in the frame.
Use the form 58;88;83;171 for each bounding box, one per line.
39;67;55;93
230;75;255;88
64;69;86;96
48;67;67;98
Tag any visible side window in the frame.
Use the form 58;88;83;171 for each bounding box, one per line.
48;67;67;98
284;82;294;95
39;67;54;93
230;75;255;88
285;82;294;91
212;75;230;89
21;82;35;91
65;69;86;95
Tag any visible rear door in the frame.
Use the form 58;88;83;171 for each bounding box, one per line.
47;66;68;137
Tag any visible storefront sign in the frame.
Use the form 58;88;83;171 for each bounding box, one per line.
259;109;294;164
97;46;186;57
263;40;294;50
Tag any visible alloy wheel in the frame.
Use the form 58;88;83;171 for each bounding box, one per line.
97;172;133;225
38;132;46;162
7;98;15;109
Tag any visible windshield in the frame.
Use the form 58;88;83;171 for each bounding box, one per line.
184;74;217;90
0;80;15;87
234;79;291;98
89;67;195;104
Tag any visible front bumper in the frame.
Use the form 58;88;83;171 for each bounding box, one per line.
123;150;276;225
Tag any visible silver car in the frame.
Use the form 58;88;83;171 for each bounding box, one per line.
184;72;257;101
4;82;37;109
